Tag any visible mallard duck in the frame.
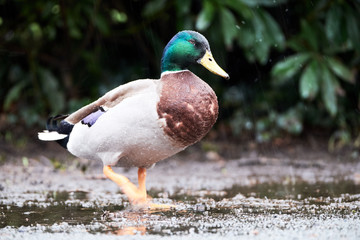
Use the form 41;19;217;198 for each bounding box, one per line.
38;30;229;209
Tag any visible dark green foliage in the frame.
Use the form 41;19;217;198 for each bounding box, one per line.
1;0;359;145
268;0;360;145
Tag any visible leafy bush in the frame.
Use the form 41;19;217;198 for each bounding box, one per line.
269;0;360;145
1;0;359;146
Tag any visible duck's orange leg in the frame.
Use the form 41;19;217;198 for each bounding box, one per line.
103;166;147;205
137;167;147;201
103;165;174;210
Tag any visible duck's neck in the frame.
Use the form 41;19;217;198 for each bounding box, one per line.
161;63;183;73
161;43;191;73
161;55;186;73
160;70;189;78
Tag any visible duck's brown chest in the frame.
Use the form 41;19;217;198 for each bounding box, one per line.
157;71;218;148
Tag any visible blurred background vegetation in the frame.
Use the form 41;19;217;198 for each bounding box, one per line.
1;0;359;151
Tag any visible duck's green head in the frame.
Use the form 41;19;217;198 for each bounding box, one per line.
161;30;229;79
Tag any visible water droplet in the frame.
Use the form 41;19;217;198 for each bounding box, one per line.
241;21;245;25
285;8;289;12
236;25;240;30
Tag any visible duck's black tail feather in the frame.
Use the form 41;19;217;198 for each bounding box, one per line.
46;115;73;133
38;115;74;149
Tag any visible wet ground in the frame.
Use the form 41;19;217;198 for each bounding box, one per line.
1;142;360;239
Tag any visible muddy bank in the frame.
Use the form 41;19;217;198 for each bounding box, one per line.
1;152;360;194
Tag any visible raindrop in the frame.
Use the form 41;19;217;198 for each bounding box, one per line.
236;25;240;30
241;21;245;25
285;8;289;12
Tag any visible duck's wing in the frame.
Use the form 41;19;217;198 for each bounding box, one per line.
38;79;159;143
65;79;158;124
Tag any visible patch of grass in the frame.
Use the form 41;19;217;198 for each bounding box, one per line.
49;158;67;171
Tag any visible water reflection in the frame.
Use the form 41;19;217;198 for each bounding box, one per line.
102;207;174;236
114;225;146;235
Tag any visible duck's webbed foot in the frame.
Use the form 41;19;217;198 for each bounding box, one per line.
103;166;147;205
103;166;175;210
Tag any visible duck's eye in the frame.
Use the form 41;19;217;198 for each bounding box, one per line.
188;39;196;46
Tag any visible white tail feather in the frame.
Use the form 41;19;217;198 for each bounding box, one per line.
38;130;68;141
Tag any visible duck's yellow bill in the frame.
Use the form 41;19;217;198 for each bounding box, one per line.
199;50;230;79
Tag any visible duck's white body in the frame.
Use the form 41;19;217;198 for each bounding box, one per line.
39;70;219;168
67;78;183;168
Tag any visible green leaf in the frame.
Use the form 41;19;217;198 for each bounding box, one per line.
253;40;270;64
220;8;237;48
223;0;248;16
325;5;342;44
93;14;110;35
252;11;266;44
345;6;360;52
260;10;285;49
271;53;310;85
326;57;354;83
196;1;215;31
246;8;285;64
175;0;191;15
4;81;27;111
142;0;166;17
250;10;272;63
287;38;306;52
238;0;288;7
66;14;82;39
299;60;319;100
321;64;337;116
110;9;128;23
29;22;43;40
237;25;255;49
40;69;65;113
300;20;318;51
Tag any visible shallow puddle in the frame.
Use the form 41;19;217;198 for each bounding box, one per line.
1;180;359;238
225;179;360;200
